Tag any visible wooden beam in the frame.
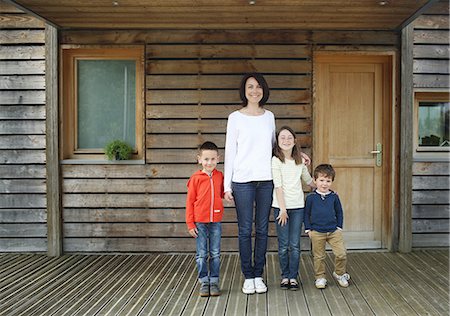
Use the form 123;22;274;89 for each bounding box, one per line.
45;25;62;257
398;23;414;253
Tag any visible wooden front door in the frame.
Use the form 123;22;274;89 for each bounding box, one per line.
314;54;392;249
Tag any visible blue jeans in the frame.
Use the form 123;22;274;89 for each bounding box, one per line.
274;207;304;279
232;180;274;279
196;222;221;284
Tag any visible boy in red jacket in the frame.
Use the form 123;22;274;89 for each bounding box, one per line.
186;141;224;297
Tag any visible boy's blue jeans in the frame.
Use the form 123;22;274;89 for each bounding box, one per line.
274;207;304;280
232;180;273;279
196;222;221;285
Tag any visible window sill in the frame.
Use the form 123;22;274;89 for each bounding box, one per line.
60;159;145;165
413;152;450;162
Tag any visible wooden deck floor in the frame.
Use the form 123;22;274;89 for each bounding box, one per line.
0;250;448;316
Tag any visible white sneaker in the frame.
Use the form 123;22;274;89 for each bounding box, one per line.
242;278;255;294
333;272;349;287
254;277;267;293
315;278;327;289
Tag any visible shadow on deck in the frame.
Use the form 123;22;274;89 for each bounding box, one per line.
0;250;448;316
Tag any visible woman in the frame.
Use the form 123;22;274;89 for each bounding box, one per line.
224;73;310;294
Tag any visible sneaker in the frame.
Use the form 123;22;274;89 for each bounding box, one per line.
254;277;267;293
210;283;221;296
242;278;255;294
315;278;327;289
199;283;209;297
333;272;350;287
280;278;290;290
289;279;299;291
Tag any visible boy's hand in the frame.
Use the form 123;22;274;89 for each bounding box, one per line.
276;210;288;226
306;230;312;238
224;191;234;202
188;227;198;238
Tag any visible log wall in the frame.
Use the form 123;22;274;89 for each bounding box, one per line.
412;0;450;248
0;1;47;252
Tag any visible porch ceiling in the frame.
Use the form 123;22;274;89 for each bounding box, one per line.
7;0;435;30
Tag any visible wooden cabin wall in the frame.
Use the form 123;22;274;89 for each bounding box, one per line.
60;30;398;253
411;0;450;248
0;1;47;252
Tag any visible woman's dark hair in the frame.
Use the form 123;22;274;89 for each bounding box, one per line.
273;126;303;165
239;73;270;107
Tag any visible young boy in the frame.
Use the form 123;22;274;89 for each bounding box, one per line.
304;164;350;289
186;141;224;297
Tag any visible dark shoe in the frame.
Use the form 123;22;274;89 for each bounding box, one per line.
199;283;209;297
210;283;221;296
289;279;299;291
280;279;290;290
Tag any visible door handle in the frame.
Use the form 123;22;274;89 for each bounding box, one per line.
370;143;382;167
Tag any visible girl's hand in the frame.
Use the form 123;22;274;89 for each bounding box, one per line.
188;227;198;238
300;152;311;166
276;210;289;226
224;191;234;202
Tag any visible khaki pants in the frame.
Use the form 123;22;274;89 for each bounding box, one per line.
310;230;347;279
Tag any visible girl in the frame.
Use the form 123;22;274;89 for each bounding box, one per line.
272;126;315;290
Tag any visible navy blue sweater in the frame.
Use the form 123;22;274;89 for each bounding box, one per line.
304;190;343;233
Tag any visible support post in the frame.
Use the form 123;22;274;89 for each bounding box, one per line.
45;25;62;256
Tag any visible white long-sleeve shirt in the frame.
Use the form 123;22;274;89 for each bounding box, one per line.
224;110;276;193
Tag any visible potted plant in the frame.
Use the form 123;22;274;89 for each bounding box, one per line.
104;140;133;160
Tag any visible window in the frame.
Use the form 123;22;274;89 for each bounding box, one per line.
61;47;144;160
414;92;450;152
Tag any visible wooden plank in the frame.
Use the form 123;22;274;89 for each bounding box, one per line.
423;1;450;14
146;59;311;75
412;204;450;218
61;163;199;178
0;30;45;44
0;120;45;134
413;233;450;247
0;105;46;120
414;30;450;44
0;193;46;208
147;44;311;59
312;31;398;45
0;13;45;28
414;14;450;29
266;253;289;315
0;238;46;252
412;190;450;204
0;2;24;13
147;74;311;89
0;209;46;223
413;74;450;88
413;44;450;59
0;179;46;193
413;161;450;175
414;59;449;74
0;165;45;178
0;75;45;89
0;223;47;237
412;175;449;190
146;104;311;119
412;219;449;233
0;45;45;60
0;135;45;149
0;149;46;164
0;90;45;105
0;60;45;75
146;133;312;148
147;119;311;133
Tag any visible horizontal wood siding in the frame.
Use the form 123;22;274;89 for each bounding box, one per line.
0;1;47;252
411;1;450;248
412;162;450;247
413;1;450;89
58;29;398;253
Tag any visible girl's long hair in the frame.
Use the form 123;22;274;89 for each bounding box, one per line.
273;125;303;165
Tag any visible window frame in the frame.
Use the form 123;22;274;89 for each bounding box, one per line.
413;91;450;156
60;46;144;161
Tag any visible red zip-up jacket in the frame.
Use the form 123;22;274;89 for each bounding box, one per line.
186;169;224;230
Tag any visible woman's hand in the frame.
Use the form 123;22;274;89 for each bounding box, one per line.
301;152;311;166
276;210;289;226
224;191;234;202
